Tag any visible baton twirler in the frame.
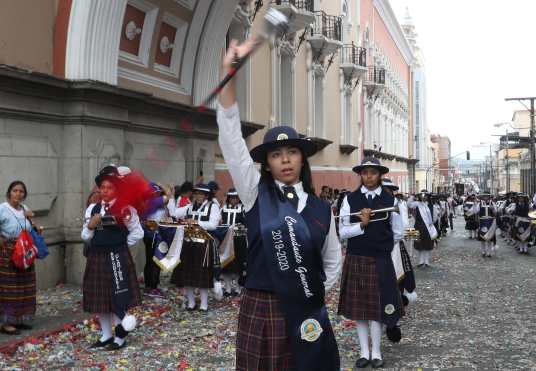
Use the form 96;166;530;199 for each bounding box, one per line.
198;8;289;110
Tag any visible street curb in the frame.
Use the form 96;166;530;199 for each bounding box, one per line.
0;314;91;356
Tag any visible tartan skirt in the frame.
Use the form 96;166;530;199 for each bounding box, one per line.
338;255;381;322
0;237;36;324
171;240;214;288
236;289;293;371
82;249;141;313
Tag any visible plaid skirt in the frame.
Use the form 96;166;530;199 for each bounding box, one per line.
338;255;381;322
171;240;214;288
82;249;141;313
0;237;36;324
236;289;293;371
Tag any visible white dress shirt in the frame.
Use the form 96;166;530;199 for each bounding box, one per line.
81;199;144;247
338;185;404;242
217;103;342;291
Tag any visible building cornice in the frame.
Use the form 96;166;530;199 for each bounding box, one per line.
373;0;415;66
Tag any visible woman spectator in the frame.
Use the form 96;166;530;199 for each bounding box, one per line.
0;181;36;335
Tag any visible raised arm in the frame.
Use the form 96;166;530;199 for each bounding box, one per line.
217;39;260;212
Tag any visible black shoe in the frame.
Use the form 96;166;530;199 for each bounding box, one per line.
14;323;32;330
223;292;232;297
355;357;369;368
371;358;384;368
105;341;127;351
89;337;114;349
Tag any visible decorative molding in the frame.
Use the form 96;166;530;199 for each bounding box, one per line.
119;0;159;68
181;0;211;96
154;12;188;77
65;0;128;85
173;0;197;11
373;0;414;65
118;66;188;94
192;0;240;106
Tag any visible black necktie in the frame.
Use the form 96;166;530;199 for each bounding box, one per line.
367;194;373;205
282;186;299;210
104;203;111;215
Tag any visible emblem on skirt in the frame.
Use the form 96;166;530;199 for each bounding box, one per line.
384;304;395;315
277;133;289;140
481;227;488;233
300;319;323;342
519;227;525;233
157;242;169;254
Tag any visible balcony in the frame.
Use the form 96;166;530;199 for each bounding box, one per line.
339;43;367;82
364;66;385;97
308;11;342;61
271;0;315;34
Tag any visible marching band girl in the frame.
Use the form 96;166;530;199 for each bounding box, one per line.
464;195;479;239
408;191;438;268
475;194;497;258
168;184;221;311
220;188;247;296
513;194;531;254
338;158;404;369
81;166;144;351
217;39;342;371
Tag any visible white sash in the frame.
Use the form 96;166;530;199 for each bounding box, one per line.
417;202;438;240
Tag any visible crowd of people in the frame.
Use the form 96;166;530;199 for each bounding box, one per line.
3;34;532;371
463;192;536;257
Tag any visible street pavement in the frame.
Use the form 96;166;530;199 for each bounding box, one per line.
1;217;536;369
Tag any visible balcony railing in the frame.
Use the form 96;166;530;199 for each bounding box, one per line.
341;43;367;67
367;66;385;85
271;0;314;12
310;11;342;41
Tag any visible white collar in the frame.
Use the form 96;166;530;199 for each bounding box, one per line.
275;180;304;196
101;199;116;207
360;185;382;196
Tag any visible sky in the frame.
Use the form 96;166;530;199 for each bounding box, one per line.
390;0;536;159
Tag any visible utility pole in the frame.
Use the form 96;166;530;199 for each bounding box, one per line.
505;97;536;195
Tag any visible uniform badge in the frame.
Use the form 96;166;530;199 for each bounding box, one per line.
157;242;169;254
384;304;395;315
300;319;323;342
277;133;289;140
287;192;294;199
481;227;488;233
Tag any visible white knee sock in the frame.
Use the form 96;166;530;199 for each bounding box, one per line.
481;242;486;254
418;251;425;265
199;288;209;310
97;313;112;342
370;320;383;360
424;250;431;265
185;287;196;309
223;275;233;293
111;313;125;346
356;320;370;359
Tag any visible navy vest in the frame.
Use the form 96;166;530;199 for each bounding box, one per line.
346;190;394;257
221;204;245;225
187;201;213;222
90;203;128;252
515;203;529;217
479;202;494;217
244;192;331;292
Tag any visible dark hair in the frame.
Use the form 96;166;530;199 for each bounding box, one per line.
180;181;194;194
260;153;314;194
6;180;27;200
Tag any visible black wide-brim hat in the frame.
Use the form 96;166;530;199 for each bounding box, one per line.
95;165;121;187
250;126;317;163
193;183;211;193
353;156;389;174
381;178;399;191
